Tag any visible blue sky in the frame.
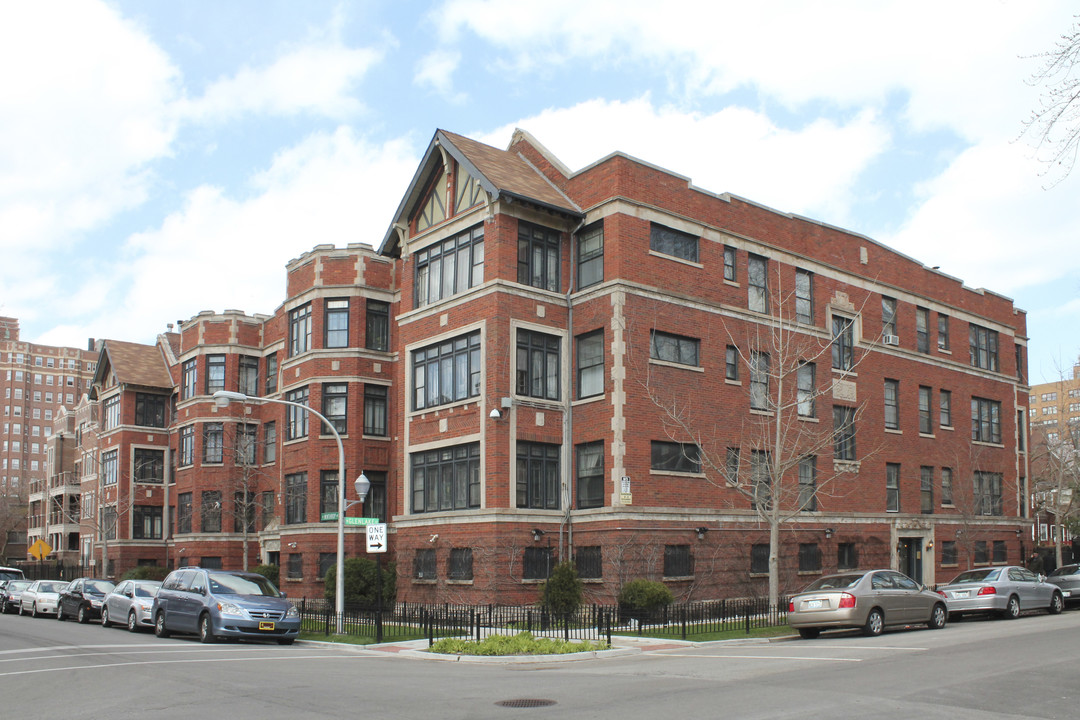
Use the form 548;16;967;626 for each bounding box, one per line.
1;1;1078;384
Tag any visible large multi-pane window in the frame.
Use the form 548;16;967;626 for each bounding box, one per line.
412;331;481;410
795;269;813;324
264;353;278;395
132;506;163;540
750;351;769;410
517;330;560;401
664;545;693;577
831;315;855;370
523;547;554;580
288;303;312;357
179;426;194;466
886;463;900;512
517;442;560;509
415;225;484;307
649;223;698;263
941;540;957;565
748;254;768;313
411;443;481;513
285;472;307;524
974;471;1003;516
971;397;1002;444
884;380;900;430
920;466;934;513
239;356;259;397
365;300;389;351
202;491;221;533
134;393;167;428
363;385;388;436
577;223;603;289
103;395;120;430
203;422;223;464
325;298;350;348
650;330;699;366
751;544;769;574
918;386;933;434
575;546;603;579
651;441;701;473
322;383;348;435
837;543;857;570
413;548;436;579
916;307;930;353
205;355;226;395
799;456;817;511
969;324;999;371
182;359;197;400
286;387;309;440
940;389;952;427
882;297;897;336
798;543;821;572
102;449;118;485
177;493;192;534
133;448;164;483
576;441;604;509
448;548;474;581
833;406;856;460
518;222;561;291
576;331;604;398
797;362;816;417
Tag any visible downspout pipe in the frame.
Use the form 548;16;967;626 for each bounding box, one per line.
561;218;586;562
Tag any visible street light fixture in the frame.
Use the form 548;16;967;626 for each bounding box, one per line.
213;389;361;634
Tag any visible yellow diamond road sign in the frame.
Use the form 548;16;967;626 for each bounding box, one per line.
29;538;53;561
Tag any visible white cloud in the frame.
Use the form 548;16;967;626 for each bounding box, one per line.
415;50;464;102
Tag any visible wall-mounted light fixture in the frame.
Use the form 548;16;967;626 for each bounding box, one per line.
695;527;709;540
532;528;545;542
287;542;298;548
926;539;935;549
489;408;503;419
429;534;439;543
490;397;513;420
824;527;834;539
1015;528;1023;538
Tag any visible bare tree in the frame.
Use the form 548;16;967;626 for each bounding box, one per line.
1021;16;1080;186
0;481;28;560
1029;363;1080;567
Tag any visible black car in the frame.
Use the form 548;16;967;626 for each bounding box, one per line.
57;577;115;623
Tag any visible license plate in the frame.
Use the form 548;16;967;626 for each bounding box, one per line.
1063;591;1071;597
954;591;969;598
259;621;275;631
806;599;823;609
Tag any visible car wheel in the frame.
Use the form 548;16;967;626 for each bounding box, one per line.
78;605;89;624
1050;592;1064;615
56;604;66;621
1001;595;1021;620
101;606;111;628
154;611;170;638
277;638;295;646
198;614;216;644
32;602;40;618
929;603;947;630
797;628;820;640
127;610;139;633
863;608;884;636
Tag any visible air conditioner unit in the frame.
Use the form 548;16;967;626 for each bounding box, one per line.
883;335;900;346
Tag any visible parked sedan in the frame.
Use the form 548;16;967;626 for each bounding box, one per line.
788;569;948;639
1;579;33;613
19;580;67;617
1045;564;1080;606
938;566;1063;619
57;578;115;623
101;580;162;632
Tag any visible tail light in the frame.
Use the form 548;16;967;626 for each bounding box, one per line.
788;600;795;612
977;586;997;596
838;593;856;608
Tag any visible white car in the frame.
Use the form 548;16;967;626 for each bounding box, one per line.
20;580;67;617
101;580;162;631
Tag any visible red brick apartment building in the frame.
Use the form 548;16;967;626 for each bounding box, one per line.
59;129;1031;604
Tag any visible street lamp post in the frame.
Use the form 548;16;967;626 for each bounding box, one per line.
213;390;360;634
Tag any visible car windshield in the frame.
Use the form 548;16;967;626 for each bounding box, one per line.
208;573;281;597
8;580;31;591
1049;565;1080;577
949;569;1000;584
134;585;160;598
803;574;863;591
85;580;114;594
0;570;24;582
37;581;66;593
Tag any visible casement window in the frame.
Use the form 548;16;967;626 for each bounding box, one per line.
263;422;276;463
748;254;768;313
1015;344;1025;383
837;543;857;570
916;307;930;354
938;314;950;350
238;356;259;397
317;553;336;580
179;426;194;466
918;386;933;434
940;390;953;427
576;330;604;398
798;543;822;572
132;506;162;540
322;383;348;435
103;395;120;430
319;470;339;519
577;223;604;289
833;406;856;460
974;541;989;565
974;471;1003;516
177;493;192;534
884;379;900;430
517;442;560;510
993;541;1007;563
725;345;739;381
650;330;699;367
969;324;999;371
886;463;900;512
284;472;307;524
287;554;302;580
797;362;816;417
941;540;957;565
882;297;897;336
102;449;118;485
576;441;604;509
517;329;560;401
288;303;312;357
751;450;771;509
795;269;813;324
971;397;1002;444
831;315;855;370
523;547;554;580
649;222;698;263
413;331;481;410
286;387;309;440
751;544;769;574
941;467;954;505
575;546;603;579
203;422;223;464
517;221;560;292
238;423;257;465
651;441;701;474
664;545;693;577
799;456;817;511
723;246;736;281
134;393;167;428
264;353;278;395
750;351;769;410
234;490;257;533
324;298;349;348
726;447;741;485
413;549;436;580
363;385;388;437
415;225;485;308
201;491;221;533
361;470;387;523
133;448;164;483
448;548;474;581
365;300;389;351
205;355;225;395
410;443;480;513
921;466;934;514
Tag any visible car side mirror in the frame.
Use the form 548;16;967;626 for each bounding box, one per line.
1039;574;1046;582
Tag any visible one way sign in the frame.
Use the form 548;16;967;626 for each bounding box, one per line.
366;523;387;553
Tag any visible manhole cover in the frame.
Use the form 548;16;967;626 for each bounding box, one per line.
495;699;557;708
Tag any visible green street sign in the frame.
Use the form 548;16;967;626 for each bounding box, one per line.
320;512;339;521
321;512;380;526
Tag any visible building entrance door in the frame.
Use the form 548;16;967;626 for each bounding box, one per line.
898;538;923;584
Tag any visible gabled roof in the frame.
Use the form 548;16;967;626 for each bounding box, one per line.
90;339;174;397
379;129;581;256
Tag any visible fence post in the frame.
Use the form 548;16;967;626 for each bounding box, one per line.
681;605;687;640
745;605;750;634
324;606;331;636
